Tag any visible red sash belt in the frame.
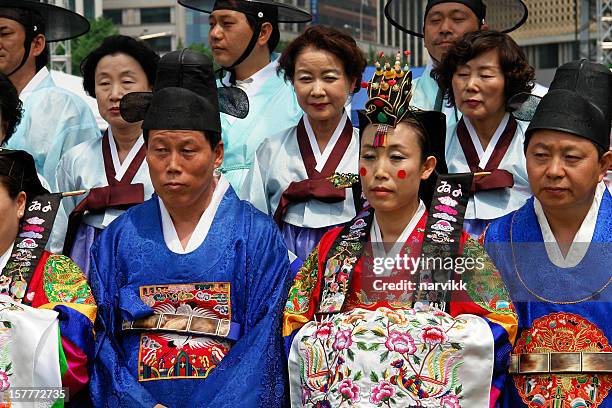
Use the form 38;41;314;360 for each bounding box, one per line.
456;117;517;193
63;131;146;254
273;117;353;227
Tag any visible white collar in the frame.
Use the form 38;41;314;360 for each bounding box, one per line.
534;182;605;268
158;176;229;254
303;112;348;173
19;67;50;102
425;61;434;75
371;201;426;261
107;128;145;181
233;59;278;97
0;243;14;272
463;113;510;168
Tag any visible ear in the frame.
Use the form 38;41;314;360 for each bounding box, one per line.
30;34;46;58
16;191;26;219
348;77;357;94
257;22;273;47
213;140;224;169
421;155;437;180
598;150;612;182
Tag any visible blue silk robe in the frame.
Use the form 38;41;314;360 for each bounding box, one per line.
484;189;612;408
89;188;291;407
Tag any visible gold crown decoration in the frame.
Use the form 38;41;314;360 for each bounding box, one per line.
360;50;413;147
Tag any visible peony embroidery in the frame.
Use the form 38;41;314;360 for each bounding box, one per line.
370;380;395;404
297;307;466;407
332;329;353;351
338;378;360;403
385;330;417;355
0;371;9;392
313;322;333;340
421;326;448;345
383;310;409;326
441;394;461;408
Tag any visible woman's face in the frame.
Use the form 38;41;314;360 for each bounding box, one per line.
360;122;436;215
0;182;25;250
292;46;355;126
94;52;152;131
451;48;506;122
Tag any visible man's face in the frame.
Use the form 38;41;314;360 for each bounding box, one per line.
526;129;611;213
0;18;26;75
146;129;224;211
208;9;254;67
423;3;480;62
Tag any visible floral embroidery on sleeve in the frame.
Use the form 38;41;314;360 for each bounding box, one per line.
43;254;95;305
283;245;321;336
461;237;514;315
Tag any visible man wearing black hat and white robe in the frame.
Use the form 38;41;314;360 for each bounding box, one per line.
384;0;541;127
0;0;99;188
178;0;311;191
89;49;292;408
484;60;612;408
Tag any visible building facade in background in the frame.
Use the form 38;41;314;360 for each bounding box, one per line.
99;0;602;83
102;0;187;53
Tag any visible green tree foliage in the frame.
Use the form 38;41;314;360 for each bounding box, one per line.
71;17;119;75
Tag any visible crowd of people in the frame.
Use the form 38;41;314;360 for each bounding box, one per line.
0;0;610;407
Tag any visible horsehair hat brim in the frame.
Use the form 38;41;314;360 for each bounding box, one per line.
384;0;528;38
178;0;312;23
120;49;249;131
120;87;249;124
0;0;89;42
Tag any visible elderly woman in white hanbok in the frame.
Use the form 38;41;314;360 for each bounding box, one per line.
433;30;536;237
49;35;159;276
241;25;367;265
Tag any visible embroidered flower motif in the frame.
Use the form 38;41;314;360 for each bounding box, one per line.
440;394;461;408
383;310;408;326
314;400;332;408
338;378;360;403
434;310;447;317
421;326;448;345
333;330;353;351
385;330;416;354
0;371;10;392
330;282;340;293
369;380;395;404
337;271;350;283
344;313;365;325
314;322;333;340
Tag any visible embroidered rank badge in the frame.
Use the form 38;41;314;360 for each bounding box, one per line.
513;312;612;408
137;282;233;381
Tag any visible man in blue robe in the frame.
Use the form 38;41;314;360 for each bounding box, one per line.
178;0;311;190
0;0;99;187
484;60;612;407
89;50;291;408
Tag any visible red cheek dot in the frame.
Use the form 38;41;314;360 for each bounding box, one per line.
360;167;367;176
397;170;407;179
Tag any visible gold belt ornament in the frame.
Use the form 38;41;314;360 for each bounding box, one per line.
122;313;240;340
510;352;612;374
